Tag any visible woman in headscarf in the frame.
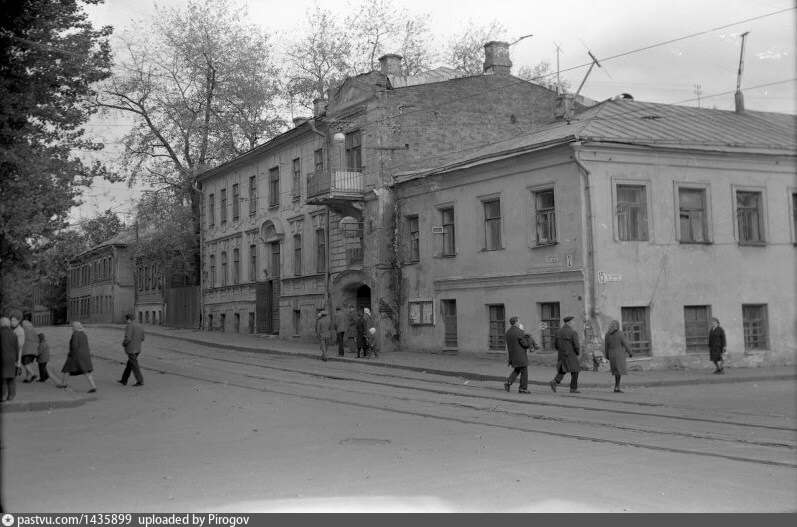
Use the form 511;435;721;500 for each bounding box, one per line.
604;319;633;393
58;321;97;393
708;317;726;374
1;317;21;402
20;319;39;382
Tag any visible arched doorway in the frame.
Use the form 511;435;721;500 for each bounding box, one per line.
356;284;372;312
256;221;283;334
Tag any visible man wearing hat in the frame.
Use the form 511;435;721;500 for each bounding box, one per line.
315;309;332;361
550;315;582;393
118;314;145;386
504;316;539;394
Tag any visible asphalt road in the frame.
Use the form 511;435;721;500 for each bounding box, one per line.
2;327;796;512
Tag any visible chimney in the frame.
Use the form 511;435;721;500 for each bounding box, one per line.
555;93;574;120
292;117;309;128
378;54;403;75
735;90;745;114
313;98;327;117
483;41;512;75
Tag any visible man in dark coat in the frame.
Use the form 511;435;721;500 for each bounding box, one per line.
550;315;582;393
333;307;347;357
708;317;727;374
118;314;145;386
504;316;538;394
1;317;21;402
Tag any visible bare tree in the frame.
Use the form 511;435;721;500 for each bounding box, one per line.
99;0;285;242
443;20;507;76
284;3;351;113
346;0;435;75
517;61;572;92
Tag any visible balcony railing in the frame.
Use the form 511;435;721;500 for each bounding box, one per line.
307;170;364;199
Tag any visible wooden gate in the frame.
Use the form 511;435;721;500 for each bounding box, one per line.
164;286;200;328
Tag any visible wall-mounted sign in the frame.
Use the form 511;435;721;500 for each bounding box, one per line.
598;272;622;284
545;256;559;263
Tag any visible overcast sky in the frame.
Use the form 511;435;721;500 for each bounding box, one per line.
74;0;796;224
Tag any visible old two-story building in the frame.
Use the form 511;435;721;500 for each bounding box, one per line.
67;230;136;324
393;97;796;366
132;254;201;328
30;277;67;326
196;42;586;348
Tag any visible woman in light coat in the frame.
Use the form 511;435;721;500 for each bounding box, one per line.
604;320;633;393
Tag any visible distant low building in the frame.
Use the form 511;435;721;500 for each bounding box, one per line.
30;277;67;326
67;230;136;324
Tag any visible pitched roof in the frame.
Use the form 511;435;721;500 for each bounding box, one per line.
71;229;137;261
399;99;797;180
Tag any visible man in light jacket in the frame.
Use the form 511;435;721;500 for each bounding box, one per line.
118;314;145;386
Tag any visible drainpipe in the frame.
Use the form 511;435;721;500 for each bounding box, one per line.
571;142;598;349
309;119;333;311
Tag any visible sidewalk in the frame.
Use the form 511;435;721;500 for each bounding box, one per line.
3;323;795;413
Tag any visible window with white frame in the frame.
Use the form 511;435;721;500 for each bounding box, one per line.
743;304;768;350
483;198;502;250
678;187;709;243
220;189;227;224
533;189;557;245
616;184;648;241
441;207;455;256
736;190;765;243
248;176;257;215
292;158;301;200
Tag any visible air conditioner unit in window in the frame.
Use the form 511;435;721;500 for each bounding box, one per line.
432;226;444;234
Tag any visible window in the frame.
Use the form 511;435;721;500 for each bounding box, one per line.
137;267;143;290
220;189;227;224
534;189;557;244
293;233;302;276
621;306;651;355
269;167;280;207
408;299;434;325
684;306;710;352
483;199;502;250
221;251;228;286
616;185;648;241
540;302;560;350
792;192;797;243
209;255;216;287
315;228;326;273
249;244;257;282
292;158;301;199
249;176;257;215
441;207;455;256
743;304;768;350
345;130;362;171
293;309;301;336
314;148;324;174
232;248;240;285
679;188;709;242
736;191;764;243
441;299;457;348
407;215;419;263
232;183;240;220
208;193;215;226
487;304;506;350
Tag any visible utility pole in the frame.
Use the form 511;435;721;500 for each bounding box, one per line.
565;51;602;121
554;42;563;94
735;31;750;113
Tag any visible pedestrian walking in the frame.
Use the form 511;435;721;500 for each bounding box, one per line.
315;310;332;361
345;305;358;356
334;306;347;357
355;309;368;358
604;320;632;393
118;314;145;386
20;319;39;382
708;317;726;374
1;317;21;403
36;332;54;383
9;309;25;375
504;316;539;394
363;308;378;359
550;315;582;394
58;321;97;393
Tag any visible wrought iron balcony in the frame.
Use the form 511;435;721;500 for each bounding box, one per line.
307;170;365;200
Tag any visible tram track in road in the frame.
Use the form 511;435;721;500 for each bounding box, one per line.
144;343;797;432
85;341;797;469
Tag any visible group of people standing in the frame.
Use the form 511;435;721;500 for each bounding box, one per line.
315;305;377;362
0;311;147;401
505;315;728;395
